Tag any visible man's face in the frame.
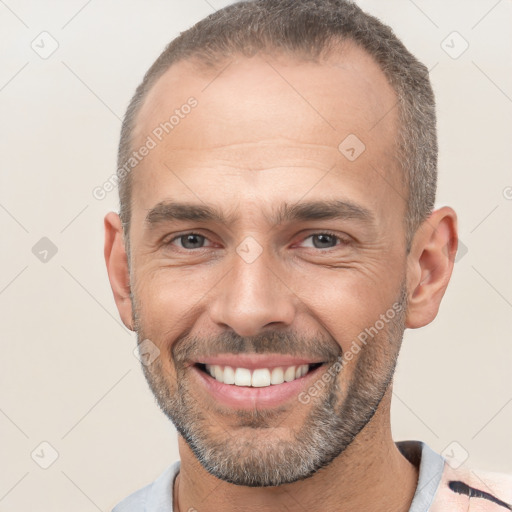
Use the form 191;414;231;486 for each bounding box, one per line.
128;43;409;486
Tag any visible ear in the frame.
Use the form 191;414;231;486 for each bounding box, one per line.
104;212;133;330
405;206;458;329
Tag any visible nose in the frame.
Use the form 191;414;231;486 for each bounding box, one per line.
208;245;297;337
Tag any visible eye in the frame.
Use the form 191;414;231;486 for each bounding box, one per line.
169;233;212;249
299;232;345;249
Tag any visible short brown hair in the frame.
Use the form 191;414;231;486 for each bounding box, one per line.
117;0;437;248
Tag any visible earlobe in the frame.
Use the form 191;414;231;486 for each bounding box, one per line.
104;212;134;330
405;207;458;329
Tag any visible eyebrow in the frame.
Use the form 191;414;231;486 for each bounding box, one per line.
271;200;374;225
145;199;375;227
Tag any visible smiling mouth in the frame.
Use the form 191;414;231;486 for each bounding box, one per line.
195;362;324;388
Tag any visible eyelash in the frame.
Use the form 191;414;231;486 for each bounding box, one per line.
166;231;349;250
299;231;349;249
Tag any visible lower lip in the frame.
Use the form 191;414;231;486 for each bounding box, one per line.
191;364;325;409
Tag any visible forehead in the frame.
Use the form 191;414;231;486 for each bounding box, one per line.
129;41;402;227
135;41;398;148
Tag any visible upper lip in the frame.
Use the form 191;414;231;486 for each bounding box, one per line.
194;354;324;370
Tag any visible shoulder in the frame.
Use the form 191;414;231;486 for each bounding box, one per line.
112;461;180;512
431;462;512;511
397;440;512;512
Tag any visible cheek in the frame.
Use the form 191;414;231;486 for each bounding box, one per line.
292;269;400;353
133;265;215;342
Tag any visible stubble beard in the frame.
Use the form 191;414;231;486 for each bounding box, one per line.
132;282;408;487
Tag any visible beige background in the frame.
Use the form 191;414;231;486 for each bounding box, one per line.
1;0;511;510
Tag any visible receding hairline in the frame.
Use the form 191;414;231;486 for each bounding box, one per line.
130;37;392;153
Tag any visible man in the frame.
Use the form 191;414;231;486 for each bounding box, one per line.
104;1;511;511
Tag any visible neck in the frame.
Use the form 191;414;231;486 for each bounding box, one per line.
173;388;418;512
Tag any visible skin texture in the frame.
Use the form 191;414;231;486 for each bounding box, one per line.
105;41;458;512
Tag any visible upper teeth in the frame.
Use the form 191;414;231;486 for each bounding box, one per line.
205;364;310;387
